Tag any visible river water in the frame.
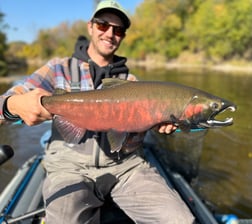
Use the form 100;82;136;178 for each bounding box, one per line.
0;68;251;218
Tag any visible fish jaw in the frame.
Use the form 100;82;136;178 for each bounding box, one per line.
182;96;236;129
200;99;236;128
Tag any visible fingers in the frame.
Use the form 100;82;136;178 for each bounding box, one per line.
158;124;177;134
29;91;53;124
36;89;53;120
127;74;138;81
7;88;53;126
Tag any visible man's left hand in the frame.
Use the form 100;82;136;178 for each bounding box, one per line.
158;124;177;134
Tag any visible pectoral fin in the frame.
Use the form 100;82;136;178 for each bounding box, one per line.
170;114;191;132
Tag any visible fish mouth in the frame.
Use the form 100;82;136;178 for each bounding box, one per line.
199;102;236;128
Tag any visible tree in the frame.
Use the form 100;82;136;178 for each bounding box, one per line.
185;0;252;60
0;12;8;76
121;0;197;59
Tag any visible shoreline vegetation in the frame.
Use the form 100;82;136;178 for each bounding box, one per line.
2;0;252;82
1;59;252;84
127;59;252;74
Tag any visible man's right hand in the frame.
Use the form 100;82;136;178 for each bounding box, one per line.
7;88;53;126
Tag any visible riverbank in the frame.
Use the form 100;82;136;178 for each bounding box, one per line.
1;60;252;84
127;59;252;75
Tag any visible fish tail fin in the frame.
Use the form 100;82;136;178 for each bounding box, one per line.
53;115;86;144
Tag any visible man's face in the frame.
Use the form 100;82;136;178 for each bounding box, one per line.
88;12;126;59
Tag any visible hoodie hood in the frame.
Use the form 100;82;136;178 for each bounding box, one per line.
72;36;129;88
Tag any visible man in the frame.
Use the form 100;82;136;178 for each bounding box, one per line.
0;1;194;223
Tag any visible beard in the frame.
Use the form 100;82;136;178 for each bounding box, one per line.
92;37;120;59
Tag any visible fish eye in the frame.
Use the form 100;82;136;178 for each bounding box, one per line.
210;102;219;111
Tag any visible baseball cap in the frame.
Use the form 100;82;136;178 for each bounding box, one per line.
92;0;131;29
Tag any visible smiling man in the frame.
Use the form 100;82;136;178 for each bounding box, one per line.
88;16;126;62
0;1;194;223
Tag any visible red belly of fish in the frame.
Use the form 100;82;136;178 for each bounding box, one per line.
49;99;165;132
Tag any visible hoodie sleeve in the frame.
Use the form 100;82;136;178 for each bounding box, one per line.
0;58;68;124
0;81;39;124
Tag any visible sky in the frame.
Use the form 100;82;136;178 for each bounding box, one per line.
0;0;143;43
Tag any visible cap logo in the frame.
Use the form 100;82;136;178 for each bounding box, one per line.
110;1;120;8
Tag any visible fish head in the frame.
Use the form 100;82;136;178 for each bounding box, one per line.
181;94;236;129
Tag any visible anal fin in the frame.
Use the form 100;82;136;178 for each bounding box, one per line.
107;130;128;153
53;115;86;144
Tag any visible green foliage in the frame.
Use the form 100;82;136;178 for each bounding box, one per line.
185;0;252;60
0;12;8;76
121;0;197;59
2;0;252;66
35;20;88;58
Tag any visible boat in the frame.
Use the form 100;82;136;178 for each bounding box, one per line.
0;130;248;224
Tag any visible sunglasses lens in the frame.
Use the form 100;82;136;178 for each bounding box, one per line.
93;18;125;37
114;27;125;37
96;22;110;32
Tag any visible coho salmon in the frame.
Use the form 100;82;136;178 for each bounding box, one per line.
41;78;236;145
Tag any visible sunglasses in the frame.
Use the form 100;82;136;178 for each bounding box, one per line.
92;18;126;37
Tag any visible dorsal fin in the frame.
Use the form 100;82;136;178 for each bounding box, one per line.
53;88;67;95
102;78;129;88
